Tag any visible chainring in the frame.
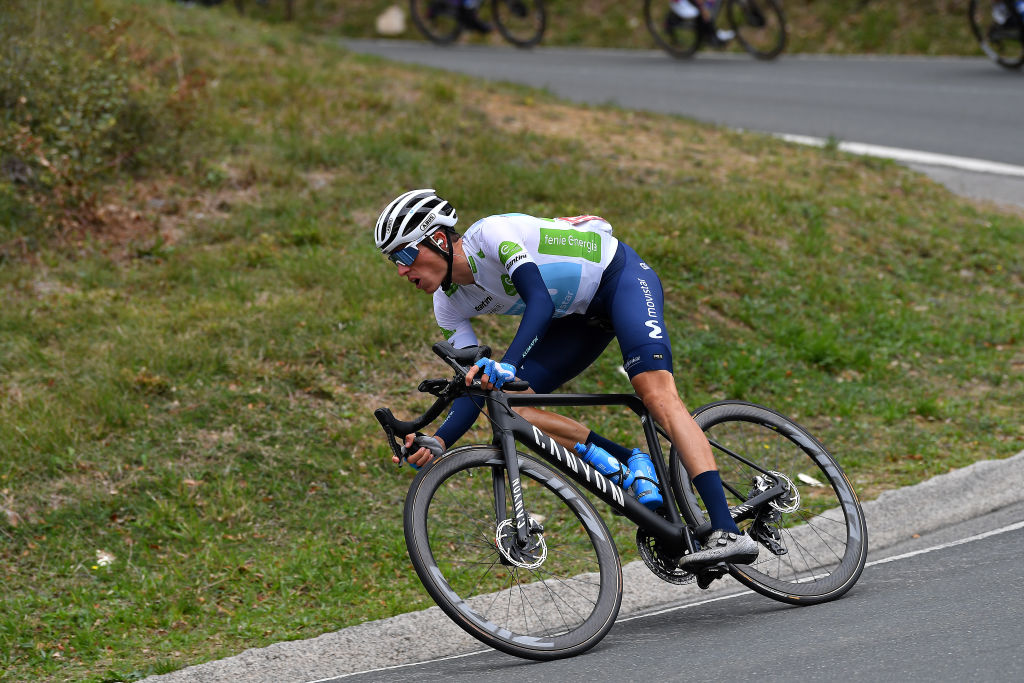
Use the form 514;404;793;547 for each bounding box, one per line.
636;528;694;585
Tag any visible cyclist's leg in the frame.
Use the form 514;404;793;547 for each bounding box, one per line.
513;315;616;450
630;370;715;477
603;243;746;543
458;0;492;32
600;254;717;480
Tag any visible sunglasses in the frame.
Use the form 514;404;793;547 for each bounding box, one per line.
387;232;438;266
388;243;420;266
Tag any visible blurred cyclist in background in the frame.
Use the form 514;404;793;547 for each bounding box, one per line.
457;0;492;33
669;0;735;44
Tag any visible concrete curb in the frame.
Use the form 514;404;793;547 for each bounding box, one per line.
862;449;1024;549
145;450;1024;683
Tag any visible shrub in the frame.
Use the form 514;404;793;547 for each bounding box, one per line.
0;0;207;254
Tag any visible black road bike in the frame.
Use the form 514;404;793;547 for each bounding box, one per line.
410;0;547;47
375;342;868;660
969;0;1024;70
644;0;786;60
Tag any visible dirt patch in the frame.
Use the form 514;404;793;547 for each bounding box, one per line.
473;92;746;182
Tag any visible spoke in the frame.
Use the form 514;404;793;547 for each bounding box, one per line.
414;451;619;654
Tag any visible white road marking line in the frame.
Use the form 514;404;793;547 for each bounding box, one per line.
863;519;1024;567
777;133;1024;178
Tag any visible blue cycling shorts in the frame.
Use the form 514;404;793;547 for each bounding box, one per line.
517;242;674;393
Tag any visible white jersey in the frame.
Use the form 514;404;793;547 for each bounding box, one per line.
434;213;620;349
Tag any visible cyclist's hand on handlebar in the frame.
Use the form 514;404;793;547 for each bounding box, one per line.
399;433;445;468
468;357;517;390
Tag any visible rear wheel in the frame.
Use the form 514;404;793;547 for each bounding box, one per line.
969;0;1024;69
644;0;701;59
404;446;622;660
492;0;546;47
671;401;868;605
726;0;786;60
409;0;464;45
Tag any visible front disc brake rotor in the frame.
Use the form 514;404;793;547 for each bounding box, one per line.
495;518;547;570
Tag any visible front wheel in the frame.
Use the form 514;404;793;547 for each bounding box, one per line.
404;446;622;660
492;0;546;47
644;0;701;59
409;0;464;45
672;401;868;605
969;0;1024;69
726;0;786;60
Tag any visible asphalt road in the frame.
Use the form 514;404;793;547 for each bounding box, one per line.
330;501;1024;683
145;451;1024;683
341;41;1024;208
341;41;1024;166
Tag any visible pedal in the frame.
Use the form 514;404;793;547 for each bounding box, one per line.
696;562;728;590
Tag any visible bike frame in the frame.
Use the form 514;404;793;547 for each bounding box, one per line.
496;390;684;549
375;343;788;562
706;0;726;27
474;386;786;557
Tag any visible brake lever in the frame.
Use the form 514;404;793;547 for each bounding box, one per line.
374;408;406;465
418;378;451;397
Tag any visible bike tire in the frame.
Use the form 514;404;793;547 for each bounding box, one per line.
644;0;701;59
671;401;868;605
968;0;1024;70
404;446;622;660
492;0;546;48
726;0;786;60
409;0;464;45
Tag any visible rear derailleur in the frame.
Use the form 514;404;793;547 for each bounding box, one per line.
748;507;787;556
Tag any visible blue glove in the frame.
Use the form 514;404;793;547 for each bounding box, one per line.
474;357;517;389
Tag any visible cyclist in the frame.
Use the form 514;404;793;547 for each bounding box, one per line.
994;1;1024;27
457;0;492;33
373;188;758;568
669;0;735;44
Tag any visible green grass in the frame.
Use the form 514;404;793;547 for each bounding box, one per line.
1;1;1022;680
240;0;982;57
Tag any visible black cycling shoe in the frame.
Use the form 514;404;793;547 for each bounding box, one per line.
458;6;493;33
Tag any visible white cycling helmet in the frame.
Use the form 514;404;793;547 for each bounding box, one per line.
374;188;458;257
